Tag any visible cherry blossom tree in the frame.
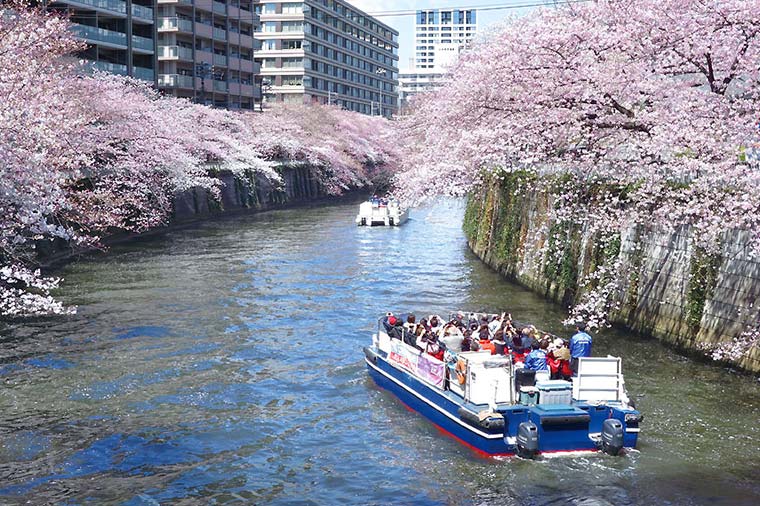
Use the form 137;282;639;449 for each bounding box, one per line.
396;0;760;352
245;103;400;194
0;2;401;317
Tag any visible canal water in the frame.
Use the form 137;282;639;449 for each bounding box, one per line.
1;200;759;505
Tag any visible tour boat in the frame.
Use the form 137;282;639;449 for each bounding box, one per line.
364;313;643;458
355;197;408;226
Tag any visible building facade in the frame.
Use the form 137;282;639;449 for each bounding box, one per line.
156;0;262;110
414;8;477;70
398;8;477;110
46;0;157;83
253;0;399;117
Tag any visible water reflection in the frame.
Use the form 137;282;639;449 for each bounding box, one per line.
0;200;758;505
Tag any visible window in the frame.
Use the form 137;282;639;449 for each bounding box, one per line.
282;3;302;14
262;3;276;14
282;21;303;32
282;39;303;50
262;40;277;50
282;57;303;68
263;22;277;32
282;76;303;86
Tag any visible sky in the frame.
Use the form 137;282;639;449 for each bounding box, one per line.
345;0;543;70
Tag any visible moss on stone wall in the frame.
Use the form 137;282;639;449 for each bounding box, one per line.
464;173;758;374
686;247;722;332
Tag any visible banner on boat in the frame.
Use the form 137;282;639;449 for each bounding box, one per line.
388;341;445;388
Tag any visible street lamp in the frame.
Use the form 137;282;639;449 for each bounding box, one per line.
195;62;212;106
375;67;387;117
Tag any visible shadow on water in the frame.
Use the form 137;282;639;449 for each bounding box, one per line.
0;199;758;505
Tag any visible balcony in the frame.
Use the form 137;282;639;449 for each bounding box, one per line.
213;54;227;66
88;60;128;75
72;24;127;48
158;74;195;88
131;4;154;22
158;17;193;32
213;27;227;41
133;67;155;82
132;34;154;52
213;80;228;92
212;1;226;14
67;0;126;15
158;45;193;61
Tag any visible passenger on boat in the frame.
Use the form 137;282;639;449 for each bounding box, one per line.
488;314;503;335
479;334;496;354
548;341;572;380
524;339;550;371
404;314;418;334
460;329;473;352
428;315;444;336
424;333;445;361
570;322;593;374
492;330;507;355
520;328;537;351
440;322;464;352
477;323;491;341
382;314;399;334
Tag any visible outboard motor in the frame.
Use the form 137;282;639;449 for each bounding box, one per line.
601;418;624;456
516;421;539;459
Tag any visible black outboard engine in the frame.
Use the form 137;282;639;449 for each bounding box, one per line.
516;421;539;459
601;418;624;456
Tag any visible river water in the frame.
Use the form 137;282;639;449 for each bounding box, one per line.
0;200;758;505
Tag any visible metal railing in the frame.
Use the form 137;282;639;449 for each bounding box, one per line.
131;4;154;21
88;60;128;75
133;67;155;82
212;27;227;41
158;45;193;60
71;24;127;47
132;35;154;51
68;0;126;15
158;74;195;88
158;17;193;32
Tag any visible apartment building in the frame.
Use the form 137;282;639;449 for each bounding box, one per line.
156;0;262;110
46;0;157;83
415;8;477;70
254;0;399;117
399;8;477;110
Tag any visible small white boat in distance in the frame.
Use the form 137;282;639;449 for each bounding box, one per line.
356;196;408;226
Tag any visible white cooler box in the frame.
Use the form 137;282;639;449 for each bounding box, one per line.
536;380;573;405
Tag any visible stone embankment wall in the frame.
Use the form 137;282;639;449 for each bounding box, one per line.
36;165;340;266
464;176;760;374
173;164;326;222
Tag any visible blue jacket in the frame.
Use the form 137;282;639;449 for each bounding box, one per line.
524;349;548;371
570;331;593;358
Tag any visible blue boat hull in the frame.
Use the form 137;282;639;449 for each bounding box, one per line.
365;346;641;457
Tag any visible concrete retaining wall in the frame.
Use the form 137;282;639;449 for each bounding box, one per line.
465;177;760;374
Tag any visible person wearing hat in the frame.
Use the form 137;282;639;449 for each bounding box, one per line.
548;340;572;380
570;322;593;374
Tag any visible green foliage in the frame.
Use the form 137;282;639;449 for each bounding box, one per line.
686;246;722;331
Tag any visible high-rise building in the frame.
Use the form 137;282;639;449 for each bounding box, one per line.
156;0;262;110
414;8;477;71
253;1;399;117
45;0;158;83
399;8;477;111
